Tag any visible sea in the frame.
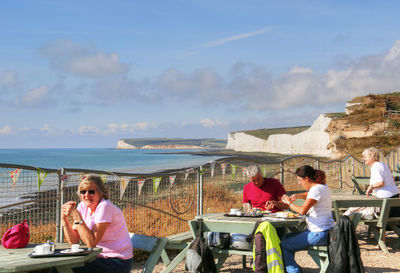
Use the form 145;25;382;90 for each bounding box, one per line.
0;148;225;173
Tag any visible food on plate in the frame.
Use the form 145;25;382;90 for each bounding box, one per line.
287;212;299;218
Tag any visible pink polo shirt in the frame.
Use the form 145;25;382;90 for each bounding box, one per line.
77;199;133;259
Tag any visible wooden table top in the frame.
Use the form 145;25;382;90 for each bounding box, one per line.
0;243;102;273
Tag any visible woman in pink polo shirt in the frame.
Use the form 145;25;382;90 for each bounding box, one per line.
61;175;133;273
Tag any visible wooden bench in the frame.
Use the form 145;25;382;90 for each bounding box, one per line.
158;231;194;273
130;233;169;273
363;198;400;253
351;176;370;195
165;231;192;250
307;212;362;273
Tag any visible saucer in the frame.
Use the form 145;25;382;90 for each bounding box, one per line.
60;249;85;254
31;251;54;256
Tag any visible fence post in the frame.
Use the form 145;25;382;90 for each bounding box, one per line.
55;170;62;243
362;162;366;176
351;157;354;176
339;162;343;190
199;166;203;215
58;168;66;243
280;161;285;186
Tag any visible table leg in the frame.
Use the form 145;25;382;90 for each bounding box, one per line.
160;244;190;273
54;265;74;273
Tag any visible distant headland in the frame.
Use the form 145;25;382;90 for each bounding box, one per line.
116;138;227;150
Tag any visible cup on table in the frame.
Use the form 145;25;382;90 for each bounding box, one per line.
34;244;52;254
230;208;239;215
70;244;80;252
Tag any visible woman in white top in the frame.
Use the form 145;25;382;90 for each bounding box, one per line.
280;165;334;273
363;147;400;216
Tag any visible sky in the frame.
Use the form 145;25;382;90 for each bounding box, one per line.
2;1;400;148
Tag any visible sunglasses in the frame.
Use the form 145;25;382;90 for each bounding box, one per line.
80;190;95;195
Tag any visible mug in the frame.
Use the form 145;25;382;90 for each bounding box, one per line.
230;208;239;214
34;244;52;254
71;244;80;252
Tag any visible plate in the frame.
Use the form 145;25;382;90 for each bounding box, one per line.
60;249;85;254
31;251;54;256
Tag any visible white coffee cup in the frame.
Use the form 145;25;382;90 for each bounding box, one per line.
230;208;239;214
71;244;80;252
34;244;52;254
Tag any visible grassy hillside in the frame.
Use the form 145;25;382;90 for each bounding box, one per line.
242;126;310;140
122;138;227;148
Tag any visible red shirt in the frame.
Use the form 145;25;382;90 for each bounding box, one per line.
242;177;286;212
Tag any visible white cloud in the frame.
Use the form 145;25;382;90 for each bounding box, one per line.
39;40;130;78
203;27;271;48
78;125;101;135
14;86;54;108
200;118;226;128
160;40;400;111
289;66;314;74
105;122;157;134
183;27;271;56
0;126;12;135
40;124;54;134
0;71;19;85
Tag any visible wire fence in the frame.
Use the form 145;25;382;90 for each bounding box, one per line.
1;147;400;243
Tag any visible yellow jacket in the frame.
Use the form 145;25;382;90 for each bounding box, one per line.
253;221;284;273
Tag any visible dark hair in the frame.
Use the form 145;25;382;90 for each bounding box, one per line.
295;165;326;185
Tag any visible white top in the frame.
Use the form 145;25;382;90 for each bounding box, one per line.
370;162;399;198
306;184;335;232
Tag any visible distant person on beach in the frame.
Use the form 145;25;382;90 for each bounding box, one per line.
280;165;335;273
61;175;133;273
242;165;288;212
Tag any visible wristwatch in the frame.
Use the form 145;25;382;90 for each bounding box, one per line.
73;219;84;225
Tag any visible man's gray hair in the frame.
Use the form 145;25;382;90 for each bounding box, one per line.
247;165;262;178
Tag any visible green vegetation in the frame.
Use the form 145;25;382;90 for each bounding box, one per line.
122;138;227;148
242;126;310;140
325;112;346;118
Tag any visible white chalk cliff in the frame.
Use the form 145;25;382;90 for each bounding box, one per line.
226;114;333;157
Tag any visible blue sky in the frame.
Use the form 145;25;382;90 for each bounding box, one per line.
2;1;400;148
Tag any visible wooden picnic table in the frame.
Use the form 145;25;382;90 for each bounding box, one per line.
331;193;400;253
0;243;102;273
160;212;306;273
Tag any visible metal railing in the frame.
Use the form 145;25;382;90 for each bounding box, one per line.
1;147;400;242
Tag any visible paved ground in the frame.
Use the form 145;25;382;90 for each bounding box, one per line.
131;225;400;273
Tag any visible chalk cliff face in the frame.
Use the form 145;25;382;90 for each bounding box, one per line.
140;145;203;149
117;140;137;149
116;140;203;149
226;114;333;157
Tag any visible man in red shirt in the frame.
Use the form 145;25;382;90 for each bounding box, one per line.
243;165;288;212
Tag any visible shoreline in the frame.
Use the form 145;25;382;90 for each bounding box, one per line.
147;149;299;162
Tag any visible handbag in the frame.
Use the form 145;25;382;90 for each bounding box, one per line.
1;219;30;248
186;219;217;273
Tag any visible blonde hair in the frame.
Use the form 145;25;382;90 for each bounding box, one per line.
362;147;381;162
78;174;109;199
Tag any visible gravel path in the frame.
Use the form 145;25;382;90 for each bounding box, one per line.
131;225;400;273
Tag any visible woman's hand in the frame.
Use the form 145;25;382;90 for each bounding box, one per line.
289;194;298;202
61;201;76;217
280;194;291;205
